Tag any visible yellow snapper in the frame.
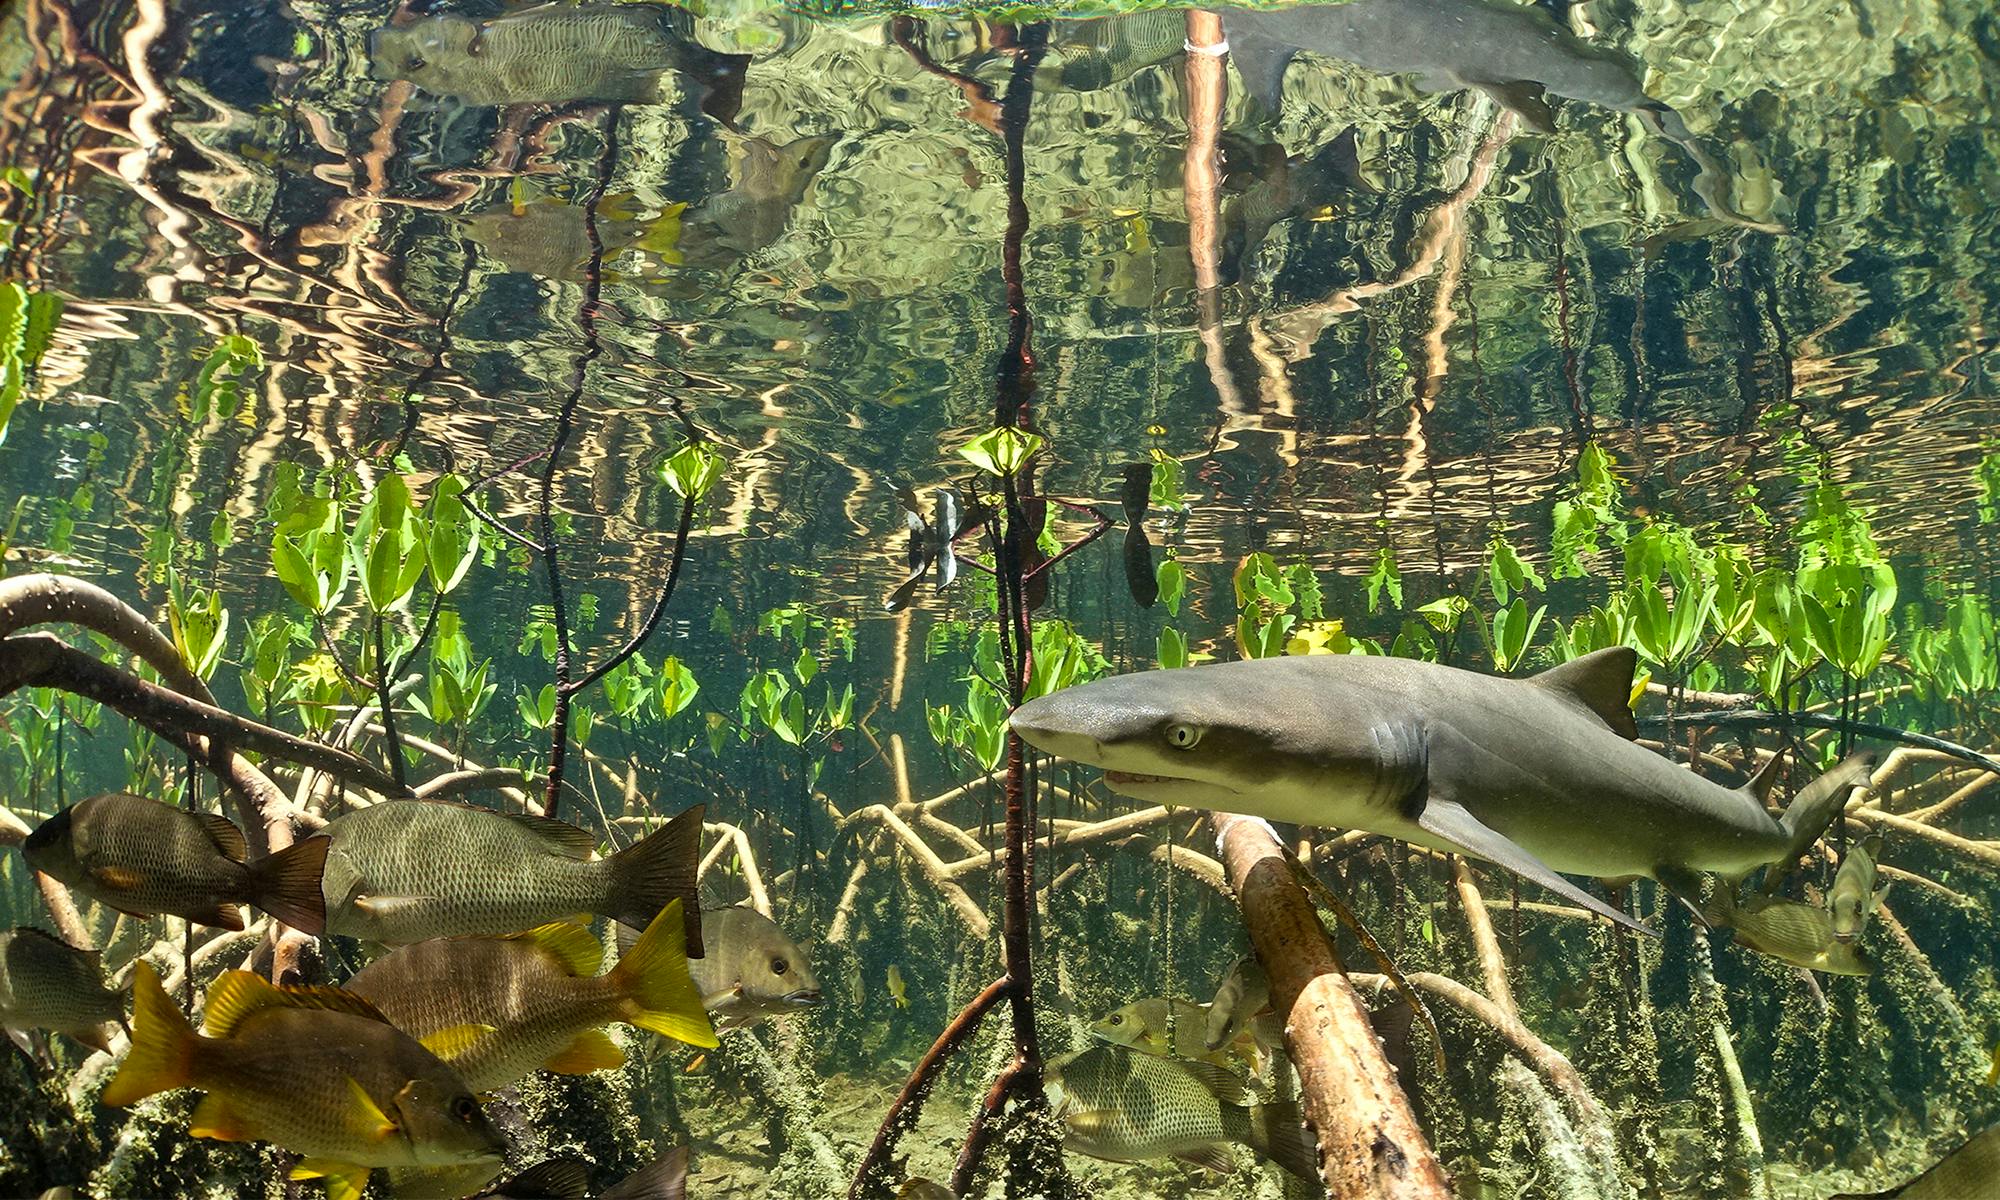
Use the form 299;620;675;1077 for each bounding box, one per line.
318;800;705;955
1089;998;1268;1074
1708;890;1870;976
24;792;328;933
886;964;910;1009
344;899;716;1093
1205;953;1270;1051
1829;1122;2000;1198
0;927;122;1055
617;904;820;1031
1828;834;1888;943
104;963;504;1200
367;3;734;108
1046;1043;1318;1180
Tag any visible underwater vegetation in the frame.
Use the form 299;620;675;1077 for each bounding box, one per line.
1;0;1999;1197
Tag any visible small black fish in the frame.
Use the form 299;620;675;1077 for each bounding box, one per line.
884;487;987;612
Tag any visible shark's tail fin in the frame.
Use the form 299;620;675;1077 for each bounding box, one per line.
1776;751;1878;862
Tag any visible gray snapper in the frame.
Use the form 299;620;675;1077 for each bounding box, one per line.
472;1146;689;1199
617;903;819;1030
1707;890;1871;976
23;792;328;933
344;901;715;1094
1829;833;1887;942
1046;1043;1317;1180
318;800;705;955
0;927;122;1054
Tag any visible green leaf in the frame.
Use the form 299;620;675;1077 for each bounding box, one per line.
1366;543;1403;613
424;474;480;594
794;647;818;686
1156;555;1186;617
1158;626;1188;669
956;426;1044;477
659;441;727;501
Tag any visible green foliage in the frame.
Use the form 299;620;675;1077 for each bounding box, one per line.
1550;443;1628;578
1366;542;1402;613
187;334;261;422
165;571;229;683
1155;552;1185;616
658;440;727;501
956;426;1042;477
0;282;61;446
349;473;428;613
423;474;480;595
1148;449;1187;513
1977;444;2000;524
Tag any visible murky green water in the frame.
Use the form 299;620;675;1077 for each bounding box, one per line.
1;0;1998;1196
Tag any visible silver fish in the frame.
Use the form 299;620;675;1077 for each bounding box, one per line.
617;904;819;1030
1829;834;1887;943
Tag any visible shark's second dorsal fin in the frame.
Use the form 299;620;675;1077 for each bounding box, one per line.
1529;647;1639;740
1743;749;1788;806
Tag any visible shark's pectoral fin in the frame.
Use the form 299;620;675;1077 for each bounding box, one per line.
1416;799;1656;936
1472;80;1557;133
1653;865;1713;926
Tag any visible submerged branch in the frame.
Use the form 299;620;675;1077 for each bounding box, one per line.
850;976;1009;1199
1640;709;2000;775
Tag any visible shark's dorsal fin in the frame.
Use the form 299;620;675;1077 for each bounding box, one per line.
1743;749;1788;806
1529;647;1639;740
1220;17;1297;117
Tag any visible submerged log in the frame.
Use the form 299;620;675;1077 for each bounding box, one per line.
1212;813;1451;1199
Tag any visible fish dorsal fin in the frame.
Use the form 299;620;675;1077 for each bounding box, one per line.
504;812;599;860
194;813;249;863
1177;1059;1254;1108
203;971;393;1039
1743;750;1788;806
506;921;603;977
1529;647;1639;740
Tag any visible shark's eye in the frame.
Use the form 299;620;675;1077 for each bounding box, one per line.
1166;723;1202;749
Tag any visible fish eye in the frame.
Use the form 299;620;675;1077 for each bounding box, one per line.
452;1096;479;1122
771;957;789;976
1108;1014;1124;1025
1166;723;1201;749
407;56;426;71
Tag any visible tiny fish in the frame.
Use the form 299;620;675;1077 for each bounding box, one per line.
886;964;910;1009
1830;1122;2000;1198
897;1180;954;1200
0;927;122;1055
1829;834;1888;943
1708;890;1870;976
24;792;328;933
1090;998;1267;1074
1987;1044;1998;1088
345;899;716;1093
104;963;504;1200
367;2;746;113
318;800;704;954
1046;1043;1318;1180
621;904;820;1031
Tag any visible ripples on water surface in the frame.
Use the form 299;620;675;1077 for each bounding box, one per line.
1;0;1998;1196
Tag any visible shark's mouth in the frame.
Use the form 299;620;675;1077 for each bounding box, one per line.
1104;769;1185;786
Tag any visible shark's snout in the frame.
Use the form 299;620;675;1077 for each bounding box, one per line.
1009;694;1105;764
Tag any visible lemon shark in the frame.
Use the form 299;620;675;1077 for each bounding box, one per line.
1009;647;1873;934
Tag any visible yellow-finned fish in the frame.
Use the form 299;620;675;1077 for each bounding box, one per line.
1829;834;1888;943
318;800;705;954
1089;998;1268;1074
473;1146;689;1199
344;899;717;1093
24;792;329;933
0;927;122;1055
886;964;910;1009
1205;954;1270;1051
1708;890;1870;976
617;904;821;1032
1047;1043;1318;1181
103;963;504;1200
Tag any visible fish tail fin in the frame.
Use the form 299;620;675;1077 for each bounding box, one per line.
600;1145;689;1200
1243;1099;1320;1184
607;898;717;1050
1776;751;1878;861
244;835;330;935
603;805;704;957
101;962;198;1106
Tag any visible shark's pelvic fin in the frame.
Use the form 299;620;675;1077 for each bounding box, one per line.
1416;797;1657;936
1528;646;1640;740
